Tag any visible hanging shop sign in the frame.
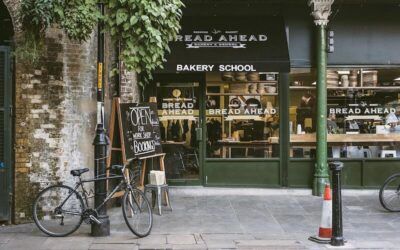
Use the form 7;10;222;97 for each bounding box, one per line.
162;16;290;72
120;103;162;159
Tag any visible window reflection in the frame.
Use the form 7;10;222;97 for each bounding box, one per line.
290;68;400;159
206;72;280;158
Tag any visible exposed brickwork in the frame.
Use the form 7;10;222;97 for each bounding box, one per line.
120;63;140;103
1;0;115;223
2;0;140;224
13;28;99;223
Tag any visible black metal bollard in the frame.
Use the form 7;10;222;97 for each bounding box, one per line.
329;161;344;246
92;124;110;236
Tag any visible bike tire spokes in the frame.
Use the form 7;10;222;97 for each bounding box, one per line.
122;189;153;237
33;185;84;237
380;174;400;212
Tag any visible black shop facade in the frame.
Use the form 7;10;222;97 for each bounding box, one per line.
146;2;400;188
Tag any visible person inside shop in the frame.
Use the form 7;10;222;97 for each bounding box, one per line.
385;107;400;133
327;113;339;134
296;93;316;133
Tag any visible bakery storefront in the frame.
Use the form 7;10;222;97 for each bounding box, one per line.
147;3;400;188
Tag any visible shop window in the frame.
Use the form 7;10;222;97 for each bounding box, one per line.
156;82;200;180
290;68;400;159
206;72;280;159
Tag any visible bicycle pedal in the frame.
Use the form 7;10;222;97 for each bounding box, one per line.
89;215;102;225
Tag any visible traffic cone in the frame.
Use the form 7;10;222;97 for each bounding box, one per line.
309;184;332;244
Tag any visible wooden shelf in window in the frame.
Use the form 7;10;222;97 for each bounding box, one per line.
206;93;278;96
290;86;400;90
207;80;278;85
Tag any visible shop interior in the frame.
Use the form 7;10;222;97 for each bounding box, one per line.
156;82;200;180
290;68;400;159
205;72;280;159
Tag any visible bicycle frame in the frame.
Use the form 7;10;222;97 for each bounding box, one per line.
60;164;136;216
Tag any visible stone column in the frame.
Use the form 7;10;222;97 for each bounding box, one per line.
309;0;334;196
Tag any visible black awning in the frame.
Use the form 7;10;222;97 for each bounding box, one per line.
161;15;290;73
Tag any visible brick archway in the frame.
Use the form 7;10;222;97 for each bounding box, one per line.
2;0;20;35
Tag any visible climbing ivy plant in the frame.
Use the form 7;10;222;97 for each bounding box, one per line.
105;0;184;86
19;0;184;87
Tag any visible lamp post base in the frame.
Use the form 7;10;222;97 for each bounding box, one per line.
91;216;110;237
312;176;330;196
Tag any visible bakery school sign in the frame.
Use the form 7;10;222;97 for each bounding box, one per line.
120;103;162;159
162;16;290;73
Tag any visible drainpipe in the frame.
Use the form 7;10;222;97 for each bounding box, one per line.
309;0;334;196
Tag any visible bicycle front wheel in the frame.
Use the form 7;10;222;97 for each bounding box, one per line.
122;188;153;237
33;185;84;236
379;173;400;212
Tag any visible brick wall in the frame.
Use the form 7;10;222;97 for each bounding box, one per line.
3;0;99;223
14;28;99;223
3;0;140;223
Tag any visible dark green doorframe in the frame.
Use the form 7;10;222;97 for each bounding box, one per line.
0;46;12;222
279;73;290;187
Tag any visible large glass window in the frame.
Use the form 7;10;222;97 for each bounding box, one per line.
206;72;280;158
290;68;400;159
156;82;200;180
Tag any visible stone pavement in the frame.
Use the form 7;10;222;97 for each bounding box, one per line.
1;187;400;250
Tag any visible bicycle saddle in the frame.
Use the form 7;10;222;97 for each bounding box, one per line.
70;168;89;176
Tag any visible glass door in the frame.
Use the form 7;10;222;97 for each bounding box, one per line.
156;80;202;181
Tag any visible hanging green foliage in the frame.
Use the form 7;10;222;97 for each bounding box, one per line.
18;0;99;66
21;0;99;41
19;0;184;87
54;0;100;42
105;0;184;86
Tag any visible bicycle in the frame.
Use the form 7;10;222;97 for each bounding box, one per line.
32;161;153;237
379;172;400;212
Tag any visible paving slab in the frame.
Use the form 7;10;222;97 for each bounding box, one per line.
167;234;196;244
1;188;400;249
42;236;93;250
89;243;139;250
171;244;208;249
203;239;236;249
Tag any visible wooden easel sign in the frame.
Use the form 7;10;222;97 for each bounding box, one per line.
108;98;168;206
119;103;162;159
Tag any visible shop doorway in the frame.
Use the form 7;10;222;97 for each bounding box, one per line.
152;74;205;185
0;1;14;222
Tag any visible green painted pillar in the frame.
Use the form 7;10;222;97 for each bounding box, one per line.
313;24;330;196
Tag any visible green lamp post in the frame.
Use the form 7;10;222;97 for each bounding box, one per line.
309;0;334;196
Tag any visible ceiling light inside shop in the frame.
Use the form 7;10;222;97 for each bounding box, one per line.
345;115;382;121
226;115;263;121
159;116;196;121
394;77;400;81
337;70;350;74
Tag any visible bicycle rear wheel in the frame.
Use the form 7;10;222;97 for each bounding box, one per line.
379;173;400;212
33;185;84;236
122;188;153;237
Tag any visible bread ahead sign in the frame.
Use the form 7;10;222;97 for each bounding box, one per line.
162;16;290;73
177;30;268;49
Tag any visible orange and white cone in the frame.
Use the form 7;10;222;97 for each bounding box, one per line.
309;184;332;244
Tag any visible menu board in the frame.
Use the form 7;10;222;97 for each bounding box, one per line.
119;103;162;159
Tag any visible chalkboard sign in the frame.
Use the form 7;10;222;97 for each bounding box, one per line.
119;103;162;159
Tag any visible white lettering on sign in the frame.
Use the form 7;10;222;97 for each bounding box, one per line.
176;64;256;72
162;102;194;109
133;140;155;155
176;32;268;49
329;107;396;115
208;108;277;115
176;64;214;72
130;107;152;126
